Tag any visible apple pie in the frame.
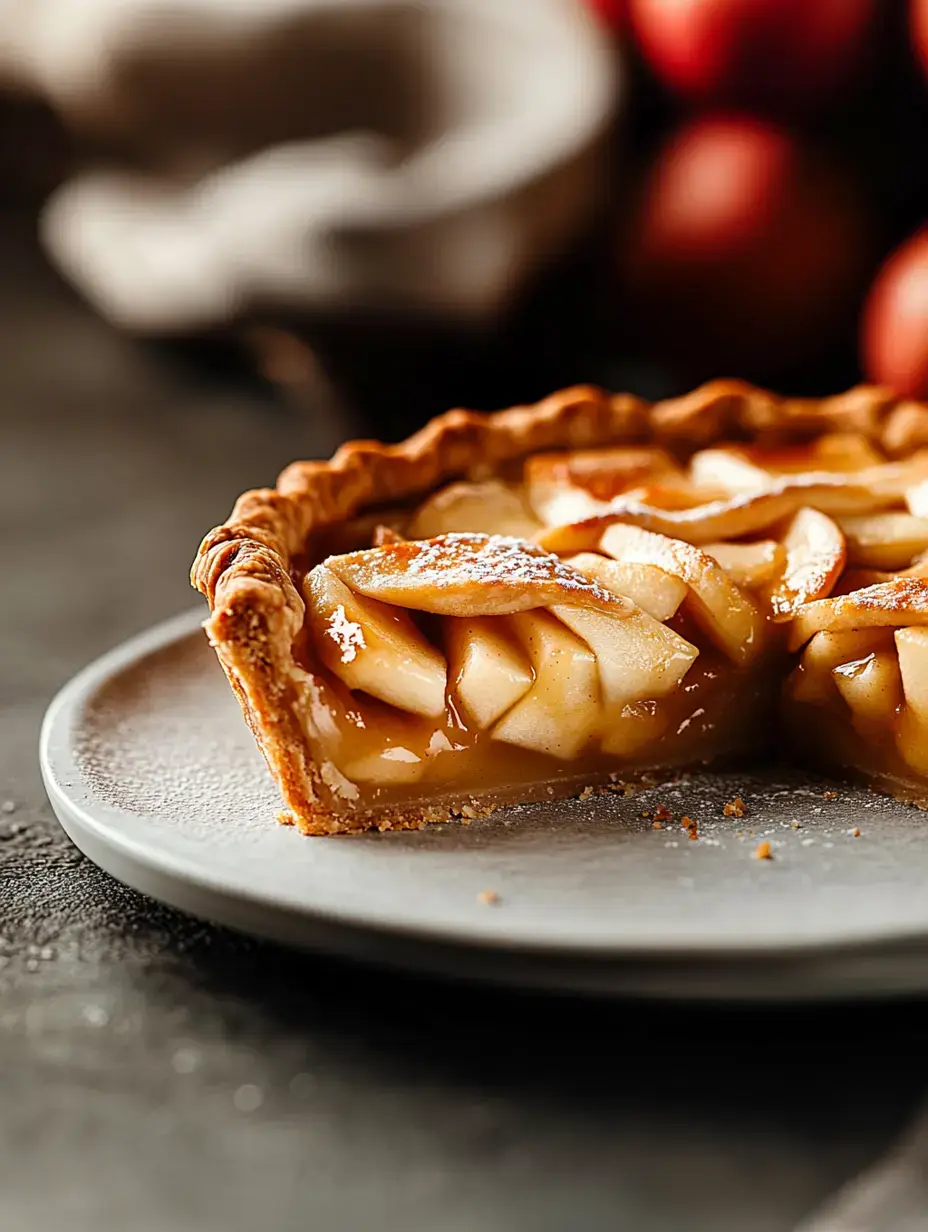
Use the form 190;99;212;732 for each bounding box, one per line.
191;380;928;834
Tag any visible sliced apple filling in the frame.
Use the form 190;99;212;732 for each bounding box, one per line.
784;578;928;792
292;444;907;818
292;532;789;813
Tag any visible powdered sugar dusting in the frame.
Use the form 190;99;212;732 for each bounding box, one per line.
75;634;279;843
326;534;626;616
325;604;366;664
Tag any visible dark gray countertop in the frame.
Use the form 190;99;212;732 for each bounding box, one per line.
3;218;928;1232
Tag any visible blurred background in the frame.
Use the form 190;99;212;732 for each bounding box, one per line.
1;0;926;442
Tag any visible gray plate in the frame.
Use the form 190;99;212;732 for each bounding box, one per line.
40;610;928;1000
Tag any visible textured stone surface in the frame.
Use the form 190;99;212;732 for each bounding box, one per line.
3;222;928;1231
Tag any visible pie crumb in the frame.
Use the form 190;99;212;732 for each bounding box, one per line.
723;797;746;818
850;826;861;838
651;820;663;830
753;840;773;861
276;810;295;827
477;889;500;906
823;790;839;801
681;815;698;840
652;803;673;823
579;786;595;801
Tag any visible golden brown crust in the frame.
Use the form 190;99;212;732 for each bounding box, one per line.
190;378;928;833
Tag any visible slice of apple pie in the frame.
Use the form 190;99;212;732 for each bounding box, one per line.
192;380;928;833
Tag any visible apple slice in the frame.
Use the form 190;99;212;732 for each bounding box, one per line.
325;534;624;617
789;578;928;651
803;628;892;673
688;447;772;494
312;688;438;789
701;540;785;588
445;617;533;730
304;565;447;718
491;610;600;759
599;523;764;664
832;650;903;724
534;475;895;553
551;601;698;712
564;552;687;621
408;479;541;540
895;627;928;722
835;512;928;569
525;446;679;525
341;743;427;786
768;507;846;620
789;628;892;706
894;627;928;774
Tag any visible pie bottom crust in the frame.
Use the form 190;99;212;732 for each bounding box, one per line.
192;380;928;834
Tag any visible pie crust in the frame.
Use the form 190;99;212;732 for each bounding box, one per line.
191;380;928;833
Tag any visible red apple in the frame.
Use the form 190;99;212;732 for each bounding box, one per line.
862;228;928;398
587;0;625;32
913;0;928;78
627;0;877;112
618;115;869;378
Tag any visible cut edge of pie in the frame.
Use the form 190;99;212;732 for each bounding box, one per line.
191;379;928;834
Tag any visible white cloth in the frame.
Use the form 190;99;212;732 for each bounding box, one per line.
0;0;616;332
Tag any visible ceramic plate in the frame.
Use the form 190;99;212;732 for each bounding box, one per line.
40;610;928;1000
